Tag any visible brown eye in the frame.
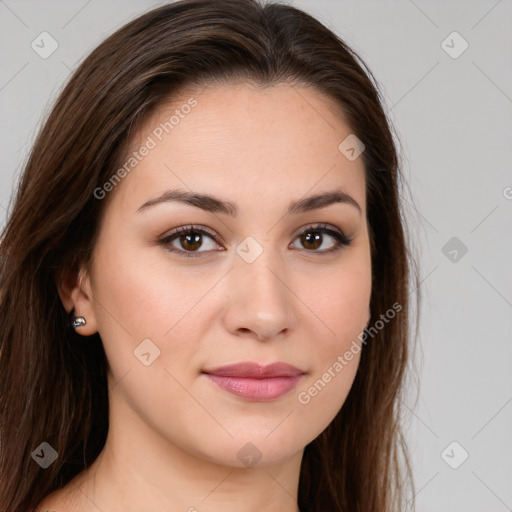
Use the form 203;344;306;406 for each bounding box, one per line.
178;232;203;251
159;223;351;259
159;225;222;258
291;224;352;255
300;231;323;250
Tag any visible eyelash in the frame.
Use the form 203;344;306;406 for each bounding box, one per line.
158;223;352;259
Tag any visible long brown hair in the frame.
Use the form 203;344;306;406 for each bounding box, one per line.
0;1;420;510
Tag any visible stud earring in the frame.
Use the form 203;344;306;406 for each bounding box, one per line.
71;316;86;329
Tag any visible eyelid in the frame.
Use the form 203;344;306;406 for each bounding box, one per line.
291;222;344;239
289;222;352;254
172;224;218;239
158;225;223;258
159;224;221;243
158;222;352;257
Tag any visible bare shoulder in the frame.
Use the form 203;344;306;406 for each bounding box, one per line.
34;480;87;512
34;490;71;512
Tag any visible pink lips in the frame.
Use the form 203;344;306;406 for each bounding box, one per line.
202;362;305;401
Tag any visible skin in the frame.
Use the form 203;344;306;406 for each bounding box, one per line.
39;82;371;512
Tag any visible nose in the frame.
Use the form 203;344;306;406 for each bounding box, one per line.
222;243;297;341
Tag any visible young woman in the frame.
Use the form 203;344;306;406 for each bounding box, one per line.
0;1;419;510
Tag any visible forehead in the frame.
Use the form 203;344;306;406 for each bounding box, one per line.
104;81;366;217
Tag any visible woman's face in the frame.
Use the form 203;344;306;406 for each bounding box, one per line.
73;82;371;468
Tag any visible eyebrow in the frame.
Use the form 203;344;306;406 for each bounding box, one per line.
137;188;362;216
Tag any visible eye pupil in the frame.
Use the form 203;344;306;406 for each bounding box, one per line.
181;233;202;251
162;224;348;258
301;231;322;250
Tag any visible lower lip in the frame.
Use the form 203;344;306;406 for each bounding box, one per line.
204;374;303;401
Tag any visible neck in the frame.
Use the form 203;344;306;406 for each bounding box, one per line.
49;381;304;512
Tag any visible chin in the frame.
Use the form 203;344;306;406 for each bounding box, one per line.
189;430;306;469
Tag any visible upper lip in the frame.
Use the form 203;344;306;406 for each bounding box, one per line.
202;362;305;378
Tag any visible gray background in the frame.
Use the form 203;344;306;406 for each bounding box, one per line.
1;1;511;510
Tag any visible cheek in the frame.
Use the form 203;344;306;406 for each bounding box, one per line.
93;232;371;386
91;236;226;398
294;282;365;437
93;237;207;336
90;241;214;434
295;350;360;439
301;254;371;345
87;230;371;466
292;254;370;430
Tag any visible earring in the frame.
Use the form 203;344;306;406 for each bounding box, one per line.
71;316;86;329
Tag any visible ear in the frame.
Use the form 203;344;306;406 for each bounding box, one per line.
55;264;98;336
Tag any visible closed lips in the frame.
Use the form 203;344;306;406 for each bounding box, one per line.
201;361;305;378
202;362;306;401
